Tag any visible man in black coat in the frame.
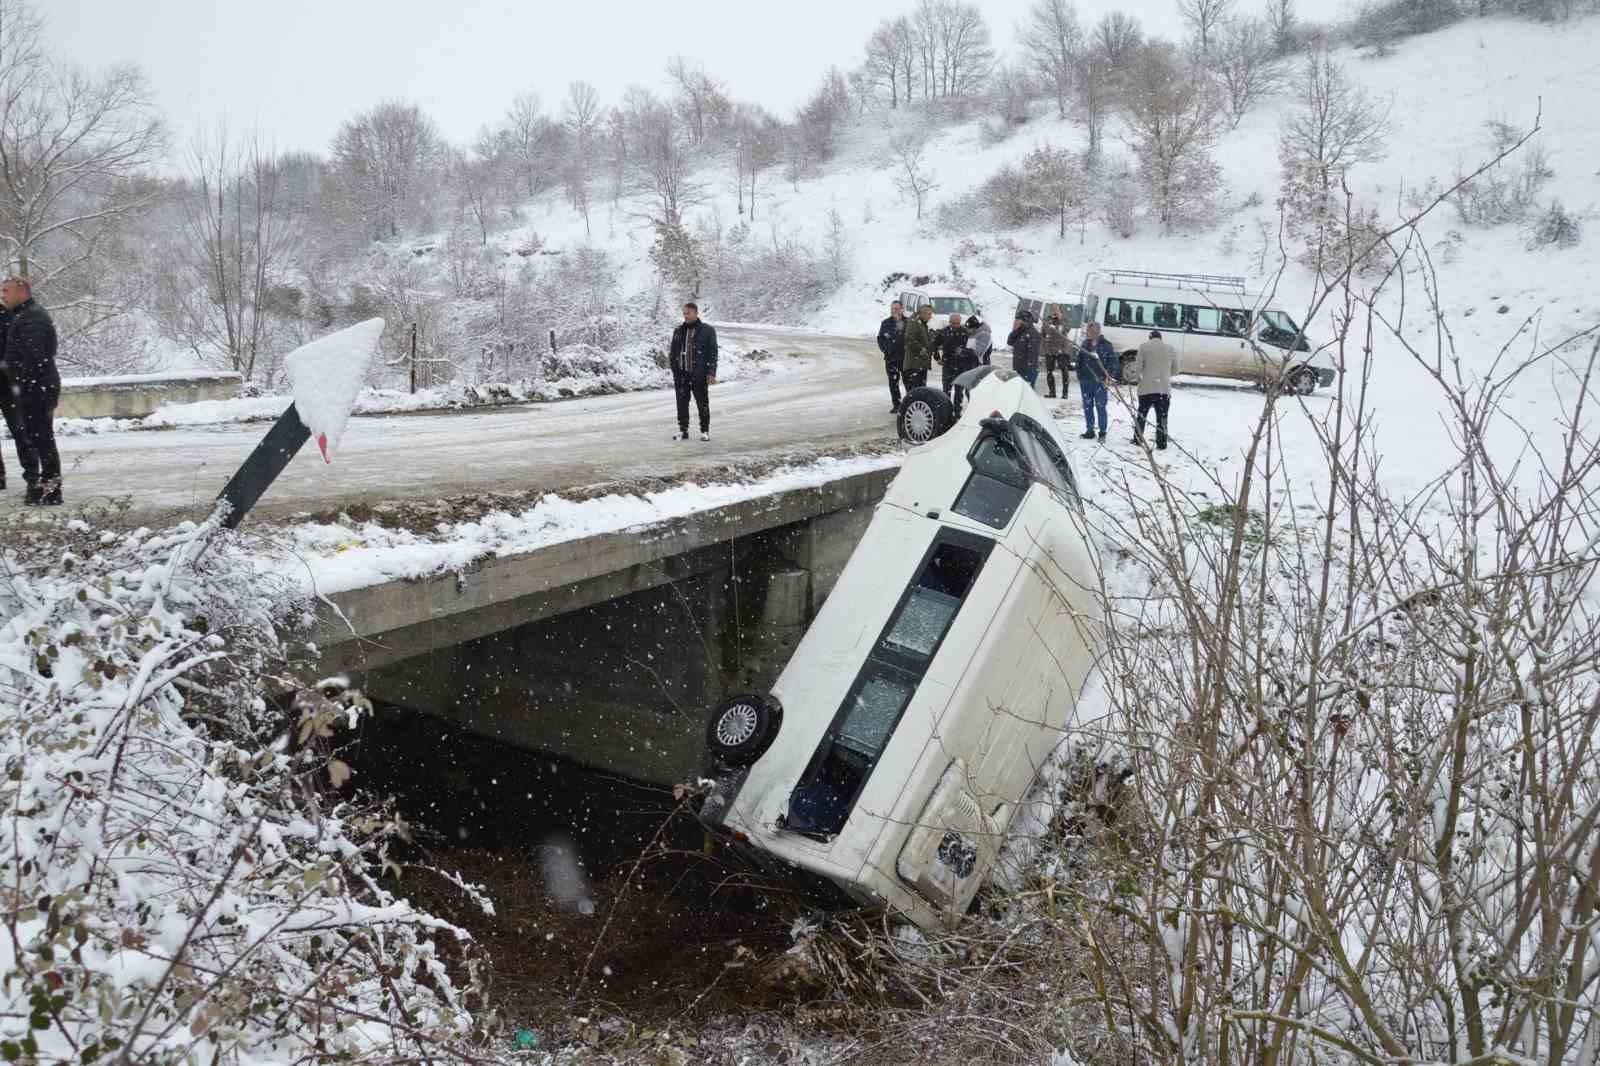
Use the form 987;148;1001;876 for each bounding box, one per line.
875;299;908;413
1007;309;1042;393
667;301;718;441
933;311;969;405
0;277;61;505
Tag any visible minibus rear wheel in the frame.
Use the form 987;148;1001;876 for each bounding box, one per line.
706;694;783;767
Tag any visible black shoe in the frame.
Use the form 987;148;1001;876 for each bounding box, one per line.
23;482;42;505
1079;431;1096;440
1098;432;1106;442
1046;391;1057;399
674;430;690;441
40;480;61;506
1156;441;1168;451
890;403;901;413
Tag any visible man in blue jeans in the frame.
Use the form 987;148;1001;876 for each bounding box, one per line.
1075;320;1119;442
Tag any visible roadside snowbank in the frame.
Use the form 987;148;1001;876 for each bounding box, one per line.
50;340;809;437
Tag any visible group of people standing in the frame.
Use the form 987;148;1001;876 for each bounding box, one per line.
876;299;1182;451
0;277;62;506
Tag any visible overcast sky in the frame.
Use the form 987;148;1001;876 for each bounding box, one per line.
50;0;1350;158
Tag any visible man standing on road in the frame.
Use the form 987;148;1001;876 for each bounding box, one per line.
668;302;718;441
876;300;908;413
934;311;969;408
1075;320;1119;442
1007;310;1041;392
902;304;934;390
0;277;61;505
1041;309;1071;399
1130;329;1180;450
953;314;991;419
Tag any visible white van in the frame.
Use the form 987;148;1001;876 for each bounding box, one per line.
899;287;979;320
1081;270;1335;393
698;368;1101;930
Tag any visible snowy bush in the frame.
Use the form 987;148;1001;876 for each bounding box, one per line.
1526;198;1582;248
1451;121;1553;226
0;520;495;1064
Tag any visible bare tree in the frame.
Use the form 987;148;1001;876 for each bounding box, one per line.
822;205;851;285
666;56;730;145
1265;0;1299;53
794;67;854;165
170;127;296;381
1025;0;1083;119
913;0;995;100
1178;0;1235;50
1093;10;1146;67
453;134;501;245
730;103;782;219
1023;143;1087;239
1216;16;1285;127
1074;49;1115;163
1123;43;1223;229
0;0;166;285
891;128;938;219
864;15;919;108
989;62;1035;129
330;100;445;240
1279;47;1390;193
563;80;603;236
504;92;560;198
631;101;700;224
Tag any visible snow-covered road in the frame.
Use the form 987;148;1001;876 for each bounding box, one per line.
19;326;902;525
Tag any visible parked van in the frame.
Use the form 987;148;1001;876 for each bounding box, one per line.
698;368;1101;930
1081;270;1335;393
899;287;979;320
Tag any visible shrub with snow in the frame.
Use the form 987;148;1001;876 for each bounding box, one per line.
0;520;494;1063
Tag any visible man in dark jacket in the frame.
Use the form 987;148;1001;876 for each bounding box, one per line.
1075;320;1119;442
1041;310;1071;399
0;277;61;505
934;312;969;409
1007;310;1042;391
668;302;718;441
876;300;908;413
902;305;934;389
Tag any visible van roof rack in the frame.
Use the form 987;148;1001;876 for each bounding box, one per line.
1102;269;1247;293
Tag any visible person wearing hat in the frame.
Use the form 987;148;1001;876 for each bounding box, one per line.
950;313;991;419
1129;329;1180;450
1041;309;1071;399
1007;309;1042;392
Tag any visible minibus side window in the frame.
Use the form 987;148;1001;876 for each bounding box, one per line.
784;534;994;839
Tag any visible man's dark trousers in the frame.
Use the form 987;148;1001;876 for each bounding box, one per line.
1134;393;1170;447
0;387;57;484
673;368;710;434
885;364;903;409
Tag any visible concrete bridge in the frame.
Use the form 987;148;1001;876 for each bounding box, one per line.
315;466;895;785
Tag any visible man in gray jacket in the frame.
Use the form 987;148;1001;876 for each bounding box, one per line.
1129;329;1180;450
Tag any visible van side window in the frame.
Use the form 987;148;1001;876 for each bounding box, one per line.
785;533;995;838
1222;310;1250;335
1185;306;1221;333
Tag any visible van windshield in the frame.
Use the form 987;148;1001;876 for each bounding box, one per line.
930;297;976;316
784;533;993;839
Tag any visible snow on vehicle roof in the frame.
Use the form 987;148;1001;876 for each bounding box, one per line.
1089;281;1275;311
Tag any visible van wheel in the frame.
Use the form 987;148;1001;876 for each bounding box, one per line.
1289;367;1318;395
706;694;782;767
897;386;955;445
